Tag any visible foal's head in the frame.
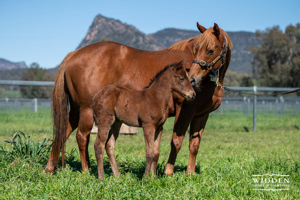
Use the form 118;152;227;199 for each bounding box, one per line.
169;61;196;101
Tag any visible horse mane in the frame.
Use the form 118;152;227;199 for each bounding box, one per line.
167;38;195;51
167;28;232;56
144;62;182;89
144;65;171;89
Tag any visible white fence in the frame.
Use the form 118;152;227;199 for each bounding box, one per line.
1;80;299;131
1;96;299;115
0;98;51;113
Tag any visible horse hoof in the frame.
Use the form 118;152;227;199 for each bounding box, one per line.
44;167;55;173
164;164;174;176
164;170;174;176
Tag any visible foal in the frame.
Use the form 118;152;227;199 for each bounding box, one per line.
92;61;195;179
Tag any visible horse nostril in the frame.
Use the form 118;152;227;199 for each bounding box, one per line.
190;77;196;86
192;92;196;100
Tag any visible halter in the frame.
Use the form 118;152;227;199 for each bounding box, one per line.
192;37;228;87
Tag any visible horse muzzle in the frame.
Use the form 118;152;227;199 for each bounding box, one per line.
190;77;196;87
190;76;202;88
185;91;196;101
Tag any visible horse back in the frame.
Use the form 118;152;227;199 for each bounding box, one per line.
64;41;192;108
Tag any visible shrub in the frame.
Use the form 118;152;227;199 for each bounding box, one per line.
4;131;52;164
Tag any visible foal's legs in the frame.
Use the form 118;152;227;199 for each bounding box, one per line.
143;125;156;176
76;107;94;173
94;114;116;179
150;126;163;174
105;121;122;177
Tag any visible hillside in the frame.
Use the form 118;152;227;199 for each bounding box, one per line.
0;59;28;80
0;58;27;71
77;14;161;51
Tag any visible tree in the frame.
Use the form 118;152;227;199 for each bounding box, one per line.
20;63;54;98
250;24;300;87
224;70;254;87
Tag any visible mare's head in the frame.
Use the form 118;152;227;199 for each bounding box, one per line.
169;61;196;101
189;23;232;88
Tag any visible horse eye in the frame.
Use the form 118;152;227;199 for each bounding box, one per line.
179;76;184;81
208;49;215;55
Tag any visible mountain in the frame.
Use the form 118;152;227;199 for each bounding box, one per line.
0;58;27;71
0;58;28;80
77;14;161;51
226;31;260;73
77;15;259;74
0;67;28;80
149;28;199;48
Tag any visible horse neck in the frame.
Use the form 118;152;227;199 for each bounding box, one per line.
218;48;231;85
146;70;174;107
167;38;195;57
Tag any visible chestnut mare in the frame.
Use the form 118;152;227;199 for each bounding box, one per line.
45;22;232;176
92;61;195;179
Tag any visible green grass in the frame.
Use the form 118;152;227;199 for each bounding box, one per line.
0;109;299;199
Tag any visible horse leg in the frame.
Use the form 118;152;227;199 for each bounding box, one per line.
187;114;209;175
105;121;122;177
62;108;79;168
143;125;156;177
164;103;194;176
94;123;115;179
66;105;80;139
76;107;93;173
150;126;163;174
45;108;79;172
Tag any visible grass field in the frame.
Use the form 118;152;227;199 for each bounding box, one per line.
0;109;299;199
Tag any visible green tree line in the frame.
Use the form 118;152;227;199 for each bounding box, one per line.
20;63;55;98
250;23;300;87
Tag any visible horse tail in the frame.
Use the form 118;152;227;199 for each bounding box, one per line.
51;51;76;168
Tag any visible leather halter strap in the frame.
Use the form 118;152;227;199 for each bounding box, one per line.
192;37;228;76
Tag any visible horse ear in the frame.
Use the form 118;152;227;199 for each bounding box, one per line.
213;23;220;39
197;22;207;33
173;60;184;71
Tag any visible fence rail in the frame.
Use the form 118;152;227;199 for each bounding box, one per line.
1;80;299;131
0;80;54;86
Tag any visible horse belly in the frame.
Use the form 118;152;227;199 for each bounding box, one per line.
114;93;141;127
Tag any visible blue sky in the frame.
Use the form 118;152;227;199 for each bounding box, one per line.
0;0;299;69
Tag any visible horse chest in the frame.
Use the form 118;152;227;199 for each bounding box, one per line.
192;85;223;115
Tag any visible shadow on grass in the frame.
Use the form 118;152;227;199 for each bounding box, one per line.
64;152;201;180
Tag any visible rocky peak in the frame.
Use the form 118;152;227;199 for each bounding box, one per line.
77;14;161;50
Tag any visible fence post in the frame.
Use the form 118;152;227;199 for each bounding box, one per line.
5;98;9;113
14;98;18;113
33;98;38;113
248;98;251;115
243;96;250;116
253;86;257;131
243;96;247;115
279;96;284;116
